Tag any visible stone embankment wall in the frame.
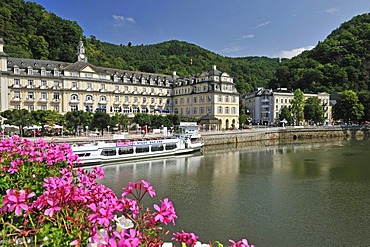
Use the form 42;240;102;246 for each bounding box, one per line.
201;126;369;146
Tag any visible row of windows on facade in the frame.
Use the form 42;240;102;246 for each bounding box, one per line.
248;96;329;104
11;103;236;116
12;79;170;94
11;67;172;86
12;91;237;105
173;84;235;95
12;92;172;105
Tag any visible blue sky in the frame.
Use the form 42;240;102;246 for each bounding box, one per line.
30;0;370;58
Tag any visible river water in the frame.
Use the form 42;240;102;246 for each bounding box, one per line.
99;138;370;246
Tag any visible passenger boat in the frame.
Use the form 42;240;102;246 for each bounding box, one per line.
72;124;203;165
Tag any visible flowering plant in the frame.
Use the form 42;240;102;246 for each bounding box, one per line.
0;136;254;247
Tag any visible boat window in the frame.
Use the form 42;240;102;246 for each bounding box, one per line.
77;153;91;157
136;146;149;153
165;144;177;150
118;147;134;155
151;145;164;152
101;149;116;156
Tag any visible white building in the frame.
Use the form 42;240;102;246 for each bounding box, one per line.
242;88;331;125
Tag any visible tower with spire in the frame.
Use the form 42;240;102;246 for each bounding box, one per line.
76;40;87;62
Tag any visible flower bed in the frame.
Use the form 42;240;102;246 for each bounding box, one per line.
0;136;254;247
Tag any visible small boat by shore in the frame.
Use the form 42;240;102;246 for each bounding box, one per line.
72;124;203;165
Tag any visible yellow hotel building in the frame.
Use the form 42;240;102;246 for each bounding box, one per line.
0;39;239;130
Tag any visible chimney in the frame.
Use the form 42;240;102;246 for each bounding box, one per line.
213;65;217;70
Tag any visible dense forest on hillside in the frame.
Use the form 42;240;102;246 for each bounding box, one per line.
2;0;370;104
0;0;280;94
270;14;370;94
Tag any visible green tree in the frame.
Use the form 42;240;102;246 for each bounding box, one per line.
333;90;364;123
291;89;305;125
91;110;111;135
304;97;325;125
29;35;49;59
64;111;92;134
239;109;247;128
133;113;152;128
279;106;293;125
1;109;33;136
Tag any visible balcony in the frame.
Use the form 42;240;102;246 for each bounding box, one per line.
69;99;80;104
25;98;35;102
50;99;60;104
98;100;108;105
38;98;48;102
123;101;130;105
113;101;121;105
10;97;21;102
84;99;94;104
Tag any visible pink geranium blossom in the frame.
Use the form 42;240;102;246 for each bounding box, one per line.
172;230;199;246
3;189;35;215
229;238;255;247
153;198;177;225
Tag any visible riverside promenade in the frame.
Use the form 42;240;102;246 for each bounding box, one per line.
26;125;369;146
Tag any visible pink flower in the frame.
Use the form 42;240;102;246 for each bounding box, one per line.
44;198;61;217
153;198;177;225
141;180;156;197
229;238;255;247
172;230;199;246
111;228;141;247
3;189;35;215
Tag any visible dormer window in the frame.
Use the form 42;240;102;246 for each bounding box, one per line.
54;69;59;76
41;68;46;76
14;66;19;74
27;68;33;75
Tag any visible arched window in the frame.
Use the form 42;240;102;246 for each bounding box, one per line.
100;95;106;102
71;94;79;101
86;95;93;101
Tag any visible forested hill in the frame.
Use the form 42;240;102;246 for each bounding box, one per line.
270;13;370;94
0;0;280;94
2;0;370;95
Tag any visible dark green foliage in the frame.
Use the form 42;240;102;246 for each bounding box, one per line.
271;13;370;94
304;97;325;124
279;106;293;125
333;90;364;123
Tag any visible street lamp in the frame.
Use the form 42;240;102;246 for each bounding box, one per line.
107;125;110;137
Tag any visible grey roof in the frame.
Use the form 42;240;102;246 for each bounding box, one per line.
7;57;70;70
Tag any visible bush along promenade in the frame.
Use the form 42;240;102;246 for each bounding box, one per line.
0;136;254;247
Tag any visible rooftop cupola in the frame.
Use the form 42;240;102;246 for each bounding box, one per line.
76;40;87;62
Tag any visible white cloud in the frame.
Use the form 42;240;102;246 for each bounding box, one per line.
242;34;254;39
326;8;339;14
278;45;315;58
257;21;271;28
112;15;135;26
221;45;244;53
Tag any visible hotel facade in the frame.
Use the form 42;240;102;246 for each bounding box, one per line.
0;39;239;130
242;87;331;126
